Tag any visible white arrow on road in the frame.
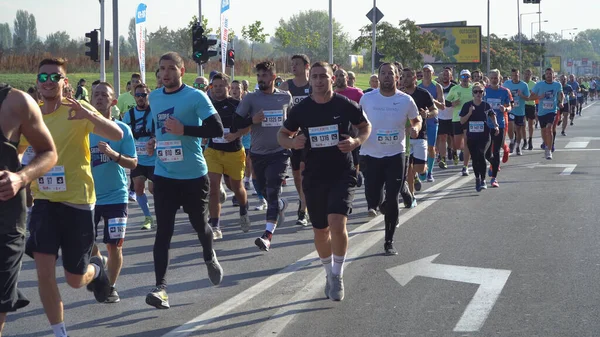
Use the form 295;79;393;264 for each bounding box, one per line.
526;162;577;175
386;254;511;332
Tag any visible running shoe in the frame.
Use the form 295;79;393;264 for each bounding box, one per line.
231;196;239;207
384;241;398;256
219;185;226;204
106;287;120;303
88;256;110;303
277;198;288;227
140;216;153;230
240;213;251;232
128;191;137;202
254;198;267;211
414;176;422;192
459;151;464;162
528;139;533;151
502;144;510;163
356;172;363;187
516;147;522;156
205;250;224;286
481;180;487;190
509;141;515;154
490;178;499;188
426;172;434;182
329;275;345;301
453;153;459;166
212;227;223;240
367;208;378;217
561;131;566;136
255;233;271;252
461;166;469;176
296;210;309;227
475;178;482;192
438;157;448;169
146;287;169;309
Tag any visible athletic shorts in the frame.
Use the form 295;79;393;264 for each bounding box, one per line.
560;104;569;113
94;203;128;246
241;134;251;150
205;147;246;181
577;97;584;104
26;200;94;275
302;172;356;230
0;232;30;313
438;119;453;136
131;164;155;181
290;149;304;171
452;121;465;135
538;113;556;128
426;118;438;147
409;138;427;165
512;115;525;126
569;100;577;110
525;105;536;120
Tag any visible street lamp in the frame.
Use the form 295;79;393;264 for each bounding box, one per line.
519;12;540;70
561;28;578;39
531;20;548;39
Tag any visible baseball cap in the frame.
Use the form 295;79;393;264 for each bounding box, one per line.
209;70;218;81
423;64;434;72
460;69;471;77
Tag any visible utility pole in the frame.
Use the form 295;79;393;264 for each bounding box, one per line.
329;0;333;64
487;0;490;75
371;0;376;74
198;0;203;77
112;0;120;96
99;0;106;81
518;0;522;71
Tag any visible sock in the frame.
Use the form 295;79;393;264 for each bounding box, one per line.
137;193;151;217
427;157;434;175
92;263;100;279
263;230;273;240
51;322;68;337
252;179;264;199
321;256;333;278
209;217;220;228
332;254;346;276
265;222;276;234
244;176;250;183
239;203;248;216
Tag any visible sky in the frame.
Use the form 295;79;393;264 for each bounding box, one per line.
0;0;594;44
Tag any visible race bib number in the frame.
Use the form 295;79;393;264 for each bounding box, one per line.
262;110;284;127
108;217;127;240
22;146;35;164
309;124;339;148
469;121;485;133
37;166;66;192
293;95;308;104
487;98;501;109
157;140;183;162
377;129;400;145
212;128;231;144
513;100;520;108
509;114;515;120
577;93;583;98
135;141;148;156
542;100;554;110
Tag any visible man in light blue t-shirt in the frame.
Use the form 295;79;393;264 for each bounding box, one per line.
530;68;564;160
90;82;138;303
503;69;530;156
145;52;225;310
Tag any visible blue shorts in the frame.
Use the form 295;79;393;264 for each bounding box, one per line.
426;118;438;147
242;134;251;149
538;113;556;128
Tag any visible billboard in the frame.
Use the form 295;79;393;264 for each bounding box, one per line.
349;55;364;69
420;26;482;64
545;56;561;72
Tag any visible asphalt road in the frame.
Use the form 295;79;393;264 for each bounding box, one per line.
5;102;600;337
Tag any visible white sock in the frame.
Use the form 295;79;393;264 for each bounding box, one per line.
51;322;68;337
92;263;100;279
321;256;333;278
265;222;276;234
244;177;250;183
332;254;346;276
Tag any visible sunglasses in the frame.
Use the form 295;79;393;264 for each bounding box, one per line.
461;75;471;79
37;73;64;83
193;83;207;89
473;90;484;94
135;93;148;98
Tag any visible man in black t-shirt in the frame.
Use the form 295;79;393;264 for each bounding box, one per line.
204;73;252;240
278;62;371;302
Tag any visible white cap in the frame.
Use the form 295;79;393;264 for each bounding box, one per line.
423;64;434;72
460;69;471;76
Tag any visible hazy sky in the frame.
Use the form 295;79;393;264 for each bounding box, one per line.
0;0;593;43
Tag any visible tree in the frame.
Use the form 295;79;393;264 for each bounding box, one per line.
242;21;268;63
45;31;71;55
128;17;137;56
0;23;11;51
13;10;31;52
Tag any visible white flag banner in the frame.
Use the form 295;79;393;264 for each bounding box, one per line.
135;3;147;83
220;0;230;73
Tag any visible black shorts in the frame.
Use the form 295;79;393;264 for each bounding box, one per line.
438;119;453;136
525;105;536;120
452;121;465;135
26;200;94;275
512;115;525;126
94;203;128;246
560;104;570;113
131;164;155;181
538;113;556;128
577;97;584;104
569;100;577;110
303;172;356;229
290;149;304;171
0;232;29;313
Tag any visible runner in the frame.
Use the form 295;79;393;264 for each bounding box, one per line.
567;74;579;126
347;71;357;88
558;75;574;136
0;84;56;337
278;61;371;301
446;69;473;175
437;67;456;168
459;82;498;191
590;77;597;101
193;76;209;93
418;64;445;182
577;77;587;115
360;63;420;253
403;67;437;196
204;72;251;240
279;54;311;227
122;84;156;230
22;58;124;336
235;60;293;252
145;52;224;309
484;69;512;188
523;69;537;150
529;68;564;160
503;69;530;156
117;73;142;202
472;70;482;83
363;74;379;94
89;82;138;303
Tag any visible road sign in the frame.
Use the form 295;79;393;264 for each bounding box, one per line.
386;254;511;332
366;7;383;24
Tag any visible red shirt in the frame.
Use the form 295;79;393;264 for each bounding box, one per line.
336;86;364;104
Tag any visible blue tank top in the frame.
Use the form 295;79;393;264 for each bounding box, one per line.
418;81;438;100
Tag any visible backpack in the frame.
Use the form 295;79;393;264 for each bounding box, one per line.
128;107;155;139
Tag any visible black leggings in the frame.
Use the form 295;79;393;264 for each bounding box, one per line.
152;175;213;289
467;137;491;180
250;151;289;222
363;153;404;242
485;128;504;178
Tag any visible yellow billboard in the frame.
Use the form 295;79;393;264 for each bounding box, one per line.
420;26;482;64
350;55;364;69
545;56;561;72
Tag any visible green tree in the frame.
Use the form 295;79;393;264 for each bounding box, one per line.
0;23;11;50
242;21;268;63
13;10;33;52
45;31;70;55
128;17;137;55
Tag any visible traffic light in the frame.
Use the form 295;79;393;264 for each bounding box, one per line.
105;40;110;61
226;49;235;67
523;0;541;4
191;22;218;64
85;30;99;62
374;48;385;70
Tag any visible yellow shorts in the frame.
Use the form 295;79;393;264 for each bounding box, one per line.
205;147;246;181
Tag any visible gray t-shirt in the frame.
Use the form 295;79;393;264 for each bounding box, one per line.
236;89;293;155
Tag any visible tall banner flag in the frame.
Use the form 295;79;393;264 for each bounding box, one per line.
220;0;230;72
135;3;147;83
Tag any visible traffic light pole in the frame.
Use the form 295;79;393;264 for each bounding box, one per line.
197;0;203;77
231;39;235;80
370;0;376;74
112;0;120;97
100;0;106;81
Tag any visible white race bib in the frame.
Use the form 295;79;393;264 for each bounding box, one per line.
262;110;284;127
514;100;520;108
487;98;501;109
108;217;127;240
135;141;148;156
293;95;308;105
542;100;554;110
309;124;339;148
469;121;485;133
37;166;66;192
577;93;583;98
157;140;184;162
212;128;231;144
22;146;35;165
376;129;400;145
